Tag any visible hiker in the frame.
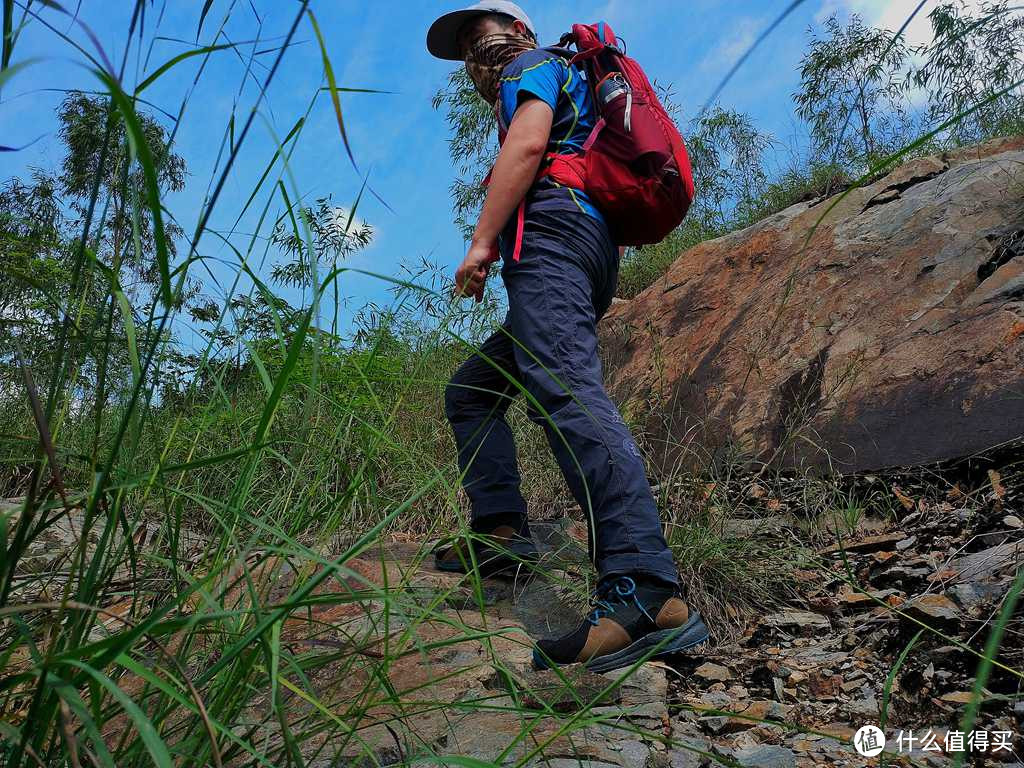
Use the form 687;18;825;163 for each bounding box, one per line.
426;2;708;673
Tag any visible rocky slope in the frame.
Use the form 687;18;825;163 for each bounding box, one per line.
671;490;1022;767
5;475;1021;767
602;137;1024;473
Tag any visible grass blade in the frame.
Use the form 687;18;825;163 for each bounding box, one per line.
58;660;173;768
12;342;69;507
698;0;808;118
2;0;12;72
94;69;173;308
307;8;357;168
196;0;215;42
952;561;1024;768
0;56;39;91
135;42;234;93
879;630;922;768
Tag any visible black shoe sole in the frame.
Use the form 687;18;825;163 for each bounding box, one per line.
433;544;539;577
532;612;710;673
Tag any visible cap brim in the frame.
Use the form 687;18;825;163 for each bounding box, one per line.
427;9;487;60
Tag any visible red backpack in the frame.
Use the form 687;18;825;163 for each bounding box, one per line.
543;22;695;247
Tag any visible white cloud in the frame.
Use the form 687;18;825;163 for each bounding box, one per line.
816;0;987;47
699;15;764;73
815;0;850;24
327;205;372;236
813;0;1011;108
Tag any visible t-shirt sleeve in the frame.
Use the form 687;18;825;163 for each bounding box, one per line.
499;55;567;126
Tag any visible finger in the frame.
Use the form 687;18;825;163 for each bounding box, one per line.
454;277;478;299
454;270;471;296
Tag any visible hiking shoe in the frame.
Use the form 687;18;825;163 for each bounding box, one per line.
433;525;539;577
532;576;709;673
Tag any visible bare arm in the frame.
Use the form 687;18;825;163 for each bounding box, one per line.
454;99;554;301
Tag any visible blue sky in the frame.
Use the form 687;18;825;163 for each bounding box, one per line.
2;0;929;344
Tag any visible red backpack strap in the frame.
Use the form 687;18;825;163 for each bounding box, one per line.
558;22;626;115
562;22;616;51
486;94;528;262
562;22;619;65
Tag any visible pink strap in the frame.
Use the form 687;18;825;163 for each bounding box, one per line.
512;199;526;262
583;118;606;152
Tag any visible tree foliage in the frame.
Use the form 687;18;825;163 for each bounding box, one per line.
270;197;374;290
686;106;774;234
0;92;187;400
188;197;376;366
795;14;913;169
915;0;1024;145
431;67;497;240
0;173;72;360
58;92;186;283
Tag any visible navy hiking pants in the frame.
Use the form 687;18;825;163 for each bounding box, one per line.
444;208;678;586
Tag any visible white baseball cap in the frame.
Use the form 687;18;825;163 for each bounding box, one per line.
426;1;536;61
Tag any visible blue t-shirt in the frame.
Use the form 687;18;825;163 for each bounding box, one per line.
496;47;604;254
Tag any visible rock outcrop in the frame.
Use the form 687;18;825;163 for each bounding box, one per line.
602;137;1024;472
9;480;1020;765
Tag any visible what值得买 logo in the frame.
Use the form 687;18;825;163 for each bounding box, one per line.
853;725;886;757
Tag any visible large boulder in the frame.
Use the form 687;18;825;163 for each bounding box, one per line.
602;137;1024;472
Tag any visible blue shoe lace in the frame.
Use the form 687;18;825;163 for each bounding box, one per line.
585;576;656;626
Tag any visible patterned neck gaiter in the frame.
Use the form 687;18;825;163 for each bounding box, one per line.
464;32;537;106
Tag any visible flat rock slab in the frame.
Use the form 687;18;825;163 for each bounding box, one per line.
732;744;797;767
949;541;1020;581
8;504;685;767
694;662;733;682
285;533;677;767
520;668;621;711
903;593;961;626
760;610;831;633
819;531;908;555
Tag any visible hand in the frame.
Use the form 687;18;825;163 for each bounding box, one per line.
454;240;498;303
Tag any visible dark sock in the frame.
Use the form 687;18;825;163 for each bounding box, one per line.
471;512;530;538
606;574;677;606
632;574;677;593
